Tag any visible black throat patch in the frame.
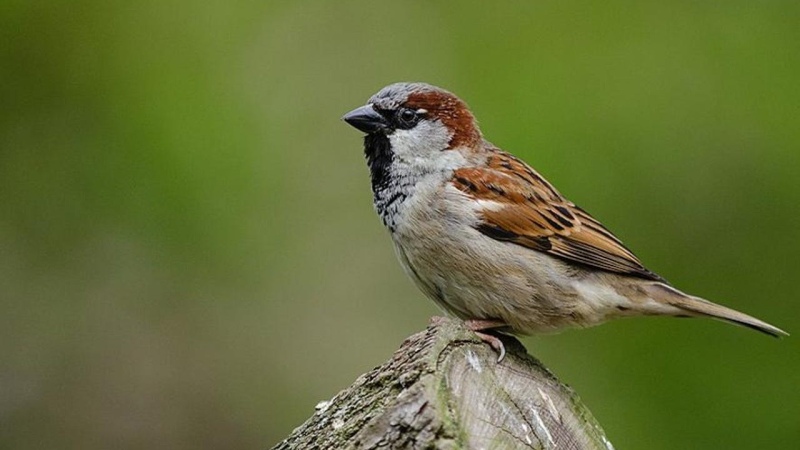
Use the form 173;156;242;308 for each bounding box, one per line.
364;133;394;196
363;132;412;232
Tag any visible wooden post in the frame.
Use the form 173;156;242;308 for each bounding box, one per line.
272;317;614;450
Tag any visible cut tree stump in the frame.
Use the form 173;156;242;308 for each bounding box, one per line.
272;317;614;450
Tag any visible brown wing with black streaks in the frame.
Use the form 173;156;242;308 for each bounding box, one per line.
451;146;665;282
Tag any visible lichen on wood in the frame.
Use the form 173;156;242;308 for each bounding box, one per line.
272;317;613;450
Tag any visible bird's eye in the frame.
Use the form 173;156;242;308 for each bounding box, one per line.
396;108;420;128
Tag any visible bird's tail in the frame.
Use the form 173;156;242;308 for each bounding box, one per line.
645;283;788;338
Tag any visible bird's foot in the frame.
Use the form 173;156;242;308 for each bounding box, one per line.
464;319;508;363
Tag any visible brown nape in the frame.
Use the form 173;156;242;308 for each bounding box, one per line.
405;90;481;148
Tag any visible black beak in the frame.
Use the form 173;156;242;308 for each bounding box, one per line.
342;104;388;134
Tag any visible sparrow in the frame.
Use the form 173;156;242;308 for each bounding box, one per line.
342;82;786;360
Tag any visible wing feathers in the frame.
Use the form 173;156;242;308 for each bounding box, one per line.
452;150;664;282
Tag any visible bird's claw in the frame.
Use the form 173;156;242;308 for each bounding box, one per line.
473;331;506;362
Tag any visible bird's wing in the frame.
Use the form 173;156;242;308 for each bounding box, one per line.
451;149;665;282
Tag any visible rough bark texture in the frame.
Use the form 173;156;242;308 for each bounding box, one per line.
272;317;614;450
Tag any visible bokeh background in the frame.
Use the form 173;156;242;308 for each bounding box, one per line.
2;1;799;449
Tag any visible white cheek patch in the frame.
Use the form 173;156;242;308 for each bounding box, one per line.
389;120;453;162
379;120;469;231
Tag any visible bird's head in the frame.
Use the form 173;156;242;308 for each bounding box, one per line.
343;82;482;158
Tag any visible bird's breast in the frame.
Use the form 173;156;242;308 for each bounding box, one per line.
372;158;459;232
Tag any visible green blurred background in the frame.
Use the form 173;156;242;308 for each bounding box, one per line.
2;1;799;449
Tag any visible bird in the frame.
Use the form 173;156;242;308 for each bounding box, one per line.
342;82;786;360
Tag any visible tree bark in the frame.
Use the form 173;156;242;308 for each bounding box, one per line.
272;317;614;450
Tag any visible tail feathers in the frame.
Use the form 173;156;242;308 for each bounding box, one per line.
647;284;788;338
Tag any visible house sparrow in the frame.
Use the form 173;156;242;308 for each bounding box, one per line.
343;82;786;360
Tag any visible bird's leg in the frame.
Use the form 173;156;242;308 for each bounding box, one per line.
464;319;509;363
